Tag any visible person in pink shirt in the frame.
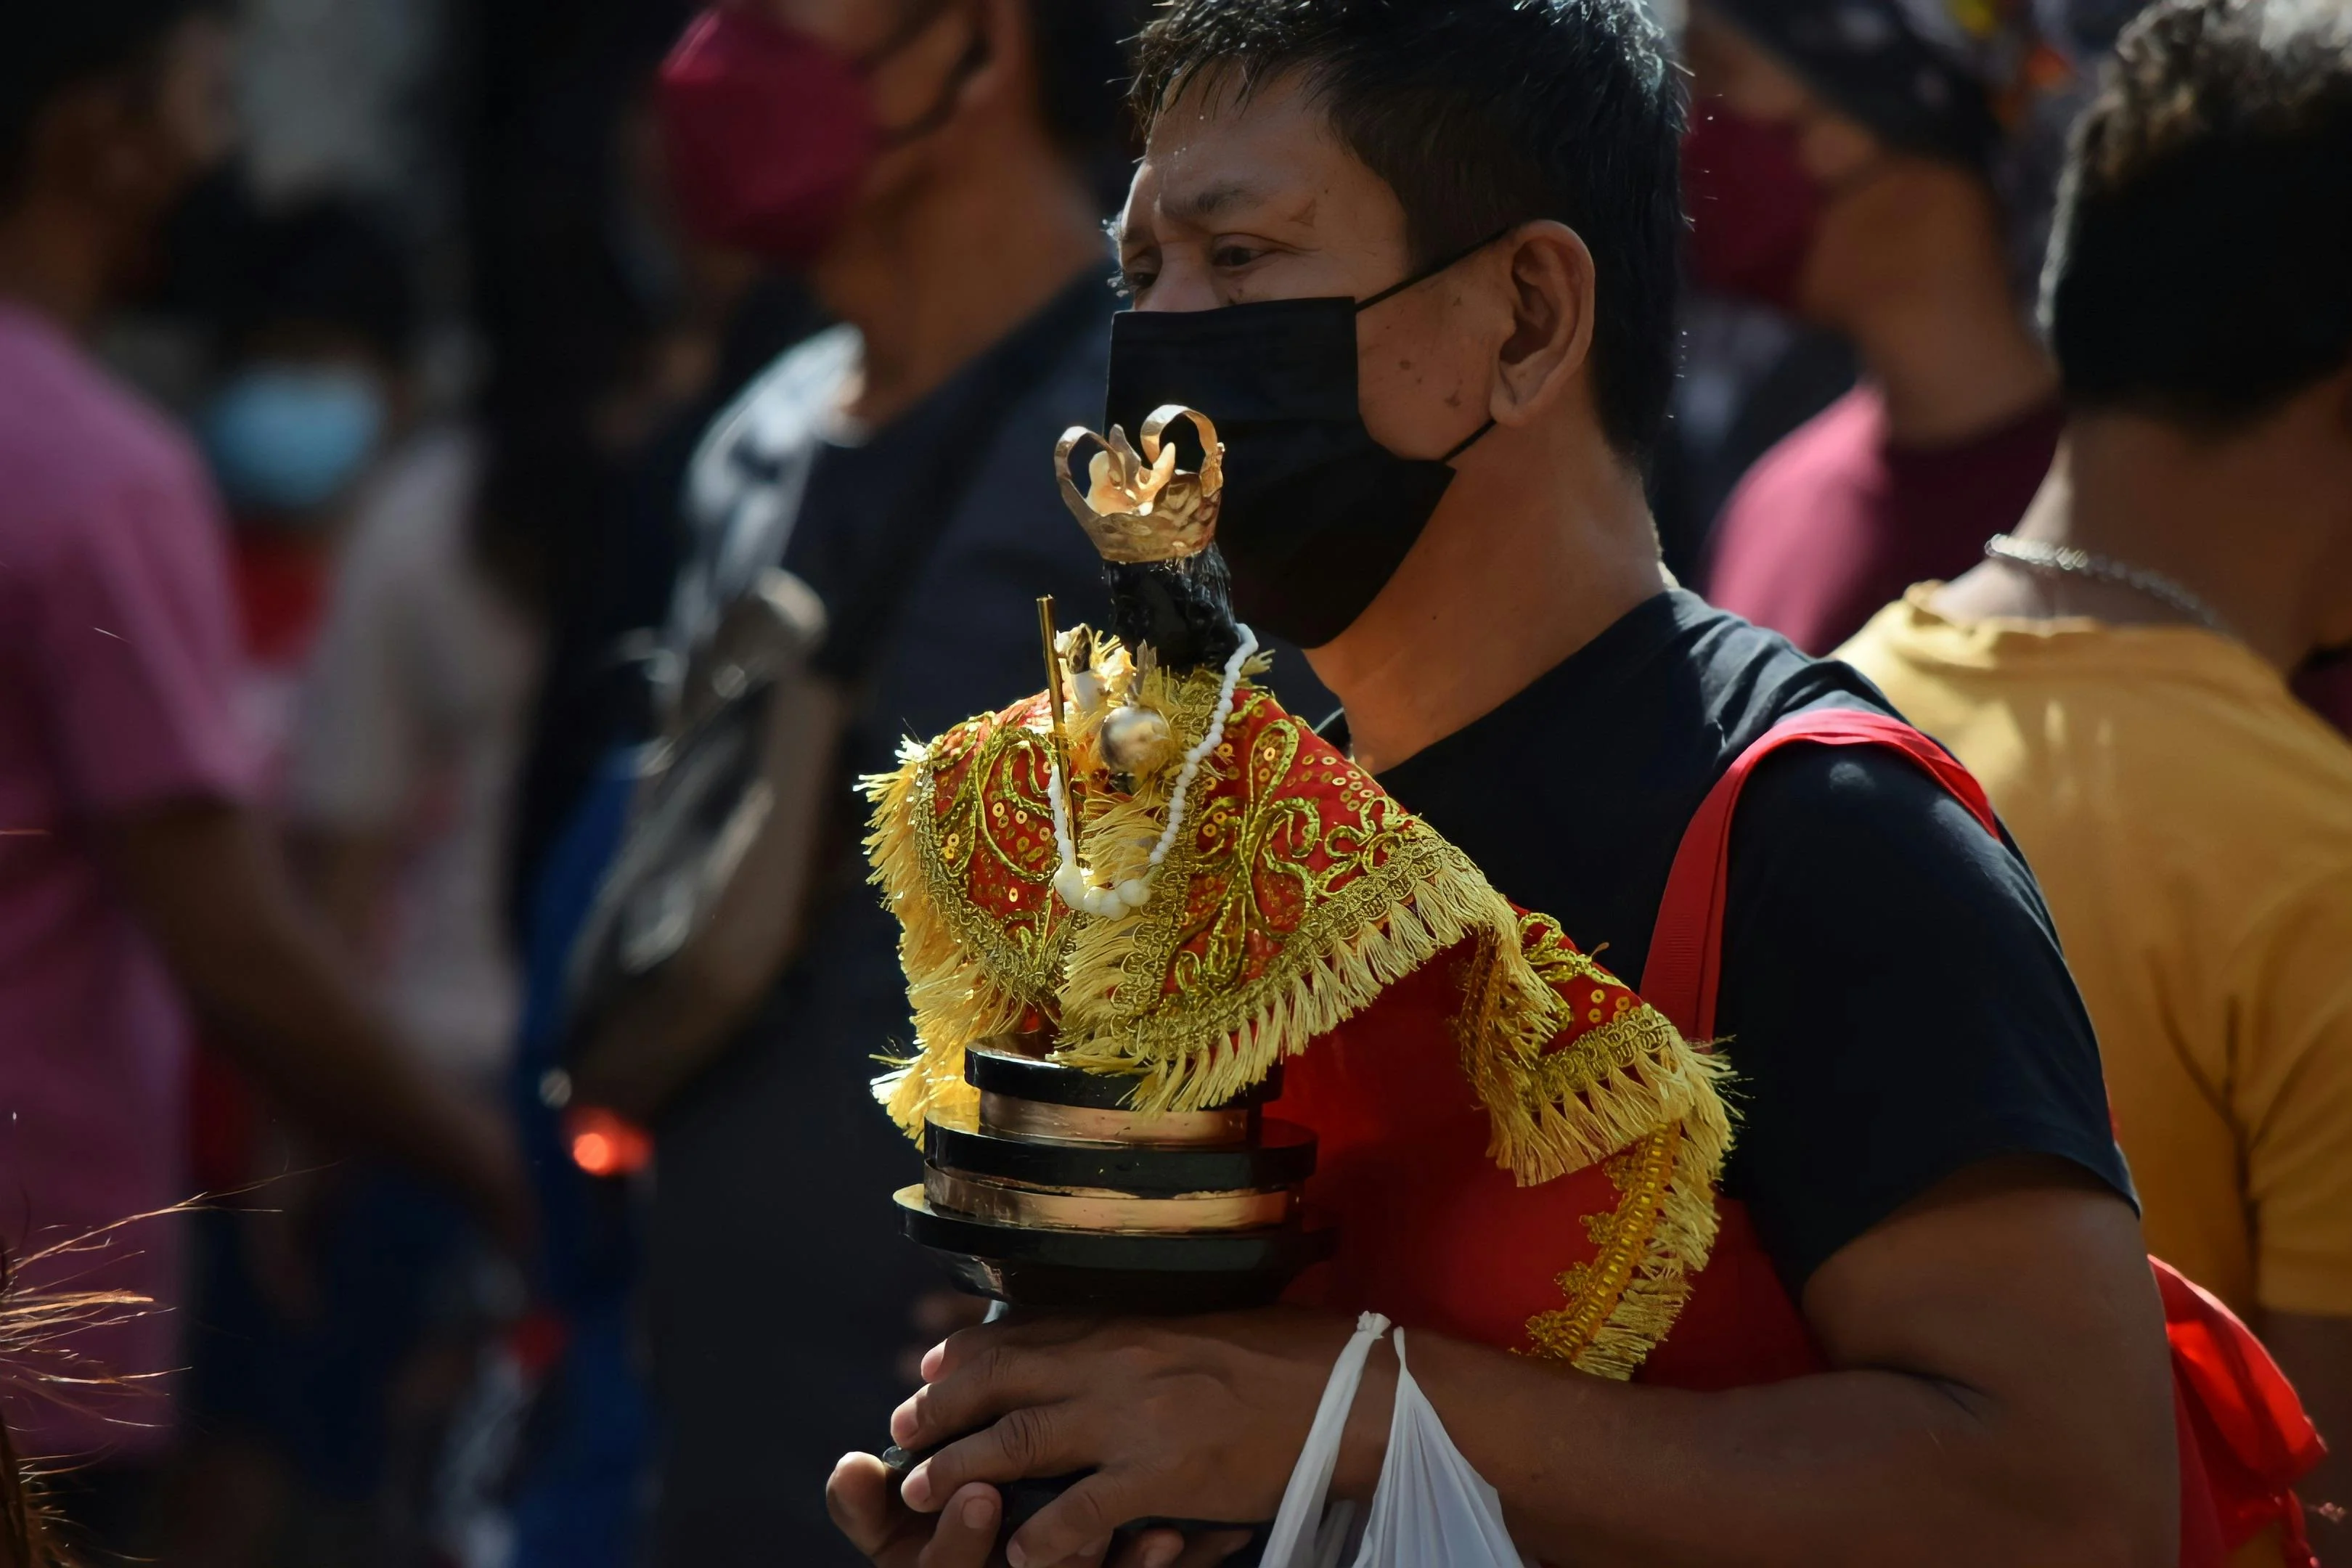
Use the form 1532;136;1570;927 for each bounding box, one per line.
0;4;526;1545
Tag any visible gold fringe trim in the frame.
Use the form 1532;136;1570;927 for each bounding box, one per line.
1053;704;1730;1193
1456;913;1736;1184
857;647;1266;1137
1524;1114;1728;1379
860;724;1061;1134
1054;796;1524;1115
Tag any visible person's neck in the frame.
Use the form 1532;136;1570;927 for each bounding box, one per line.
1308;423;1671;775
1832;205;2054;449
814;140;1103;430
0;199;115;335
1939;413;2348;672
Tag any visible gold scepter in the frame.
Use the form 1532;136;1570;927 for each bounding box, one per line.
1037;595;1074;801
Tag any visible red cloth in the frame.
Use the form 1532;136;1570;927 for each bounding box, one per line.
2160;1260;2327;1567
1278;955;1667;1352
1646;709;2325;1566
1704;388;2063;655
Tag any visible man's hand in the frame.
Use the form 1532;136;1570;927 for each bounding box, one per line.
903;1290;994;1385
828;1453;1229;1568
888;1309;1381;1568
829;1453;1005;1568
879;1159;2176;1568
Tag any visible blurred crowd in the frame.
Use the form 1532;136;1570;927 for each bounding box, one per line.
0;0;2344;1566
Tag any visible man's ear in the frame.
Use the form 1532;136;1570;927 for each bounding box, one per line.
1491;221;1596;428
954;0;1019;119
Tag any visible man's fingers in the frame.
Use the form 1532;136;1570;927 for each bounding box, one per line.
905;1400;1086;1512
1176;1530;1254;1567
925;1313;1107;1380
917;1484;1004;1568
1042;1535;1114;1568
1005;1473;1138;1568
896;1332;1082;1458
827;1453;906;1558
1111;1531;1251;1568
1108;1528;1188;1568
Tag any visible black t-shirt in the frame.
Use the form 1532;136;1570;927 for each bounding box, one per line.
1374;590;2134;1291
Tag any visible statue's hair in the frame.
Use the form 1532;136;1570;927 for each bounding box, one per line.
0;1216;176;1568
0;1246;69;1568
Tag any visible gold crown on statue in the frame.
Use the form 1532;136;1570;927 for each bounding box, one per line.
1056;404;1225;565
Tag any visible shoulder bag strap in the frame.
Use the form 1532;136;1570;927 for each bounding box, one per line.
1640;706;2324;1566
1640;706;1998;1038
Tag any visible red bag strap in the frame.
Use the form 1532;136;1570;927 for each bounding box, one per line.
1639;706;2327;1567
1641;707;1999;1038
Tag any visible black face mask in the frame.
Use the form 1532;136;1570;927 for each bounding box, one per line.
1102;240;1501;650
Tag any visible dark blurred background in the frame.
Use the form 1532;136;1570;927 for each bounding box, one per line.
4;0;2345;1564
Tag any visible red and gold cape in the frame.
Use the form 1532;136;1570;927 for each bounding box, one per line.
862;638;1732;1376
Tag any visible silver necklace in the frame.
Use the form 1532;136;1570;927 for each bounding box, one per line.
1983;534;2231;636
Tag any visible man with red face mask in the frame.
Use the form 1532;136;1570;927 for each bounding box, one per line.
640;2;1325;1562
1684;0;2066;661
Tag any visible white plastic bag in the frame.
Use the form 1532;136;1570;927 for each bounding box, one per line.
1262;1314;1530;1568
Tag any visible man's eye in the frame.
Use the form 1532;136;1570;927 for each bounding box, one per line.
1113;266;1157;299
1210;243;1265;270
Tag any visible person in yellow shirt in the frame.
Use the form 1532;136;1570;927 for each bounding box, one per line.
1841;0;2352;1544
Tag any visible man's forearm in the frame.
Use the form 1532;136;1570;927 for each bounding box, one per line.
888;1163;2175;1568
1388;1333;2146;1568
110;804;516;1227
179;881;493;1193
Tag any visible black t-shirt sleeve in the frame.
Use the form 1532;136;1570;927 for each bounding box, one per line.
1715;743;2136;1292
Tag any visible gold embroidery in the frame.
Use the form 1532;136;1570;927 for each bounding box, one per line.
1530;1116;1725;1380
865;655;1734;1376
863;701;1072;1130
1527;1125;1679;1369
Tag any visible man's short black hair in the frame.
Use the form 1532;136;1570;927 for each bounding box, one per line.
1032;0;1151;157
1130;0;1685;461
0;1;214;199
2043;0;2352;428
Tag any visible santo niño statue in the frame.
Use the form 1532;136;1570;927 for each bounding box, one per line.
862;404;1738;1377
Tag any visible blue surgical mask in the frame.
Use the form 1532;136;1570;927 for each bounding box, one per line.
200;364;388;516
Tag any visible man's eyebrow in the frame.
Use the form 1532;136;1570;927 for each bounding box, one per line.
1170;179;1265;224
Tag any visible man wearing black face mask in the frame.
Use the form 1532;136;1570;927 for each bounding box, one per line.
827;2;2250;1565
632;1;1328;1563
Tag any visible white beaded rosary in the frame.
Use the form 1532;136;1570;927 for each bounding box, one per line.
1045;624;1259;919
